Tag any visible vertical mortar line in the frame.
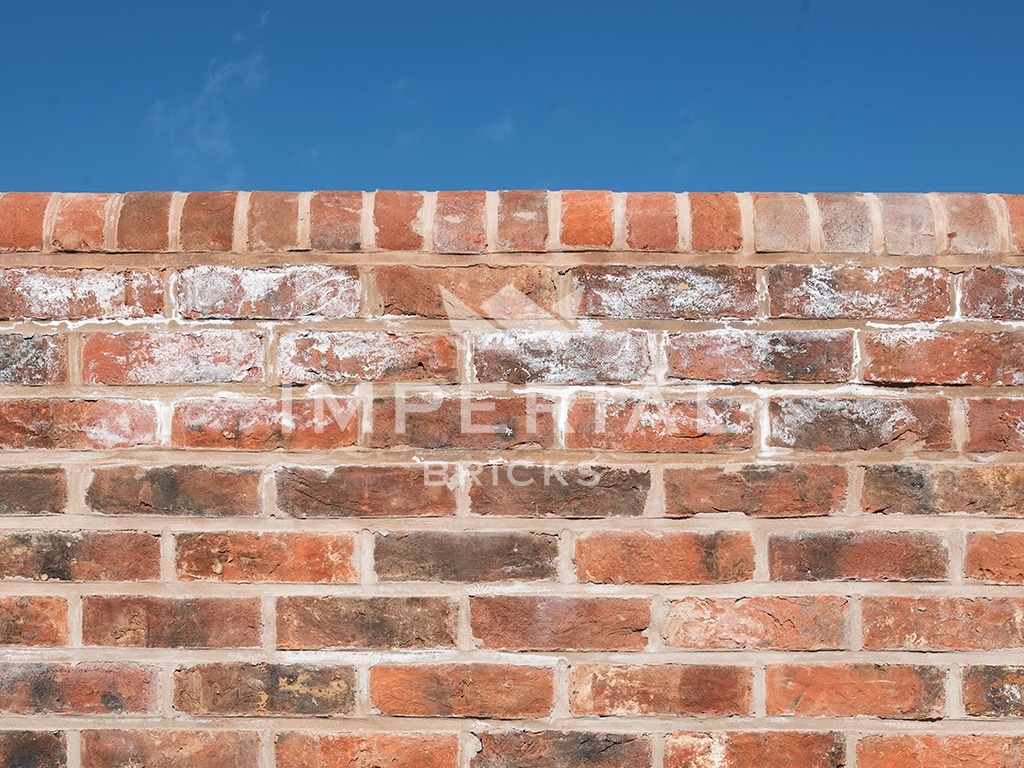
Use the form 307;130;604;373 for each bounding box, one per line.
66;730;82;768
553;390;570;451
357;381;374;449
168;192;186;252
67;328;84;389
805;194;823;252
421;190;437;253
355;664;372;717
455;462;472;518
612;191;628;251
864;192;885;255
461;331;476;385
755;268;770;320
259;729;275;768
737;192;755;255
265;324;279;389
358;529;376;586
42;193;61;253
297;191;312;250
103;193;123;251
752;398;770;457
927;192;948;256
752;521;770;582
485;190;499;253
260;468;277;518
951;271;965;320
557;528;576;584
950;397;969;454
851;327;865;383
991;193;1011;254
650;331;669;387
845;465;865;517
947;662;964;720
552;656;571;719
648;593;669;653
846;733;859;768
644;465;666;518
459;732;482;768
160;527;176;583
68;590;84;648
161;661;176;718
66;465;90;516
949;527;966;586
548;191;562;251
752;662;767;718
650;734;666;768
233;191;251;253
676;192;692;253
165;269;178;322
848;594;864;651
457;590;474;651
361;265;381;317
261;594;276;657
361;190;377;250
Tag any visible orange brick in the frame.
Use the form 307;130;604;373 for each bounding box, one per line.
0;662;157;714
0;597;68;646
689;192;741;252
277;732;458;768
858;735;1024;768
861;596;1024;650
570;664;751;716
473;731;650;768
497;190;548;251
176;532;356;583
0;399;157;450
179;191;237;251
50;193;111;252
866;330;1024;385
310;190;362;251
82;730;259;768
561;190;612;248
0;531;159;582
83;596;260;648
967;398;1024;451
374;190;423;250
575;531;754;584
965;531;1024;584
940;193;999;254
247;191;299;251
963;265;1024;319
0;192;51;251
115;192;171;251
626;192;677;250
667;732;845;768
435;190;486;253
769;531;948;582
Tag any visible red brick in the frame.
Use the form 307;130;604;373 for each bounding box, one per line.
279;733;457;768
435;190;486;253
573;264;757;319
0;334;66;386
374;190;423;250
858;734;1024;768
375;531;557;582
668;329;854;383
967;398;1024;452
0;268;164;320
497;190;548;251
278;331;457;383
87;466;262;517
0;399;157;450
470;596;649;651
862;596;1024;650
665;465;847;518
769;396;950;452
174;663;355;715
561;190;613;248
0;597;67;646
767;663;945;719
940;193;999;254
83;331;263;385
753;192;809;252
469;464;650;518
963;265;1024;319
575;531;754;584
1003;194;1024;253
371;663;554;718
666;732;845;768
0;468;68;515
963;665;1024;717
0;663;157;714
570;664;750;717
567;396;753;452
83;596;260;648
966;532;1024;584
276;465;457;518
472;731;651;768
769;531;948;581
310;190;362;251
179;191;237;251
177;532;356;583
626;192;677;250
172;396;357;450
115;192;171;251
276;596;458;650
177;265;360;319
0;192;51;251
863;463;1024;517
378;264;557;318
474;330;650;384
247;191;299;251
815;193;872;253
664;596;848;650
0;532;159;582
867;330;1024;385
768;265;950;320
689;192;742;252
878;193;937;256
50;193;111;252
82;730;259;768
371;395;554;450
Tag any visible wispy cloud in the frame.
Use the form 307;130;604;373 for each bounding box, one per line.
481;116;515;143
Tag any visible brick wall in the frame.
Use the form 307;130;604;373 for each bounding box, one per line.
0;189;1023;767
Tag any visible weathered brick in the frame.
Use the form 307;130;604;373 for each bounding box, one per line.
753;192;809;252
469;464;649;518
815;193;872;253
174;663;355;715
87;466;262;517
767;663;945;719
497;190;548;251
664;465;847;518
82;597;260;648
0;399;158;450
769;397;950;452
689;192;742;252
276;465;456;518
179;191;237;251
177;265;360;319
278;331;458;383
666;732;846;768
82;730;258;768
472;731;651;768
0;192;51;251
667;329;854;383
378;265;557;318
177;532;356;583
371;664;554;718
575;531;754;584
570;664;751;717
470;596;649;651
965;532;1024;584
769;531;948;581
963;666;1024;717
374;190;423;250
474;330;650;384
1004;194;1024;253
0;468;67;515
940;193;999;254
0;268;163;320
967;398;1024;452
626;192;677;251
310;190;362;251
0;663;157;714
0;731;65;768
865;330;1024;385
277;732;459;768
0;532;159;582
573;265;757;319
768;265;949;320
247;191;299;251
276;596;458;650
0;597;67;646
0;334;67;385
963;265;1024;319
115;192;171;251
435;190;486;253
561;190;613;248
861;596;1024;650
83;331;264;385
664;596;848;650
376;531;557;582
858;734;1024;768
50;193;111;252
172;396;357;450
878;193;936;256
863;463;1024;516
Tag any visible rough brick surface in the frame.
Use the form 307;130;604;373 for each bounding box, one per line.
962;665;1024;717
0;268;163;320
378;265;557;318
277;732;459;768
863;463;1024;516
569;664;751;716
865;330;1024;385
689;192;742;252
374;531;557;582
0;663;157;714
179;192;236;251
310;190;362;251
469;464;649;517
174;663;355;715
0;468;68;515
967;398;1024;452
82;730;258;768
472;732;651;768
87;465;262;516
0;192;51;251
965;532;1024;583
861;596;1024;650
0;597;67;646
276;597;458;650
435;191;486;253
0;532;159;582
276;465;457;517
963;265;1024;319
561;190;613;248
82;597;261;648
176;532;356;582
769;531;948;581
574;531;755;584
374;190;423;250
0;731;65;768
116;191;172;251
474;330;650;384
858;735;1024;768
50;193;111;252
497;190;548;251
666;732;846;768
279;330;457;383
753;192;809;252
626;192;677;250
0;334;67;386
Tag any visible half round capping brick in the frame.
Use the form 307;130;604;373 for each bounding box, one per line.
50;193;113;252
115;191;172;251
939;192;999;254
560;190;613;249
625;192;678;251
752;192;809;253
689;191;742;252
878;193;937;256
310;190;362;251
0;192;52;251
179;191;237;251
814;193;873;253
374;190;424;250
247;191;300;251
435;190;486;253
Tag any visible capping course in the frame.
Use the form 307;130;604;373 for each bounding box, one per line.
2;191;1024;768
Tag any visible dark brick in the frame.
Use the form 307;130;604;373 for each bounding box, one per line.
374;532;558;582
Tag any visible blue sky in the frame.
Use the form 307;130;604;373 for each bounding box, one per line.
1;0;1021;193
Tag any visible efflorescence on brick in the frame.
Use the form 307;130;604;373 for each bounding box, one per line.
0;189;1022;768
